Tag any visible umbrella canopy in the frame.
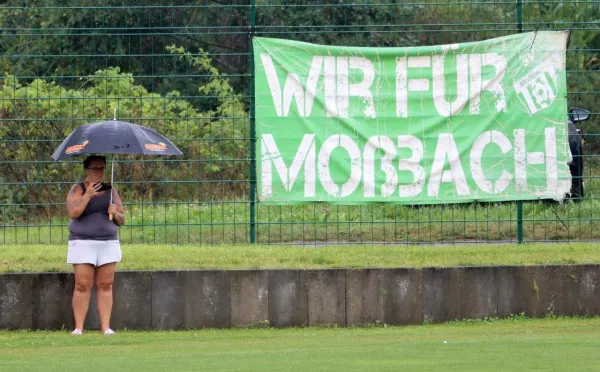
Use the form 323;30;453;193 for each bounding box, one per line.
52;118;183;221
52;119;183;160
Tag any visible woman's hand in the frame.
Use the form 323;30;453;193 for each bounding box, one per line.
85;182;102;199
109;190;126;226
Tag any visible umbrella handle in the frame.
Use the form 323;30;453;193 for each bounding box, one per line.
109;154;115;221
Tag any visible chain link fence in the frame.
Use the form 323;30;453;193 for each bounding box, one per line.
1;0;598;245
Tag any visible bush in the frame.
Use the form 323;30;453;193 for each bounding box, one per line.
0;47;249;222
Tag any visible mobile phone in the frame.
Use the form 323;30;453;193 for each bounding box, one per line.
98;182;112;191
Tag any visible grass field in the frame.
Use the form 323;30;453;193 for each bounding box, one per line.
1;317;599;371
1;242;599;273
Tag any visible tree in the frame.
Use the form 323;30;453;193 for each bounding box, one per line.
0;0;250;104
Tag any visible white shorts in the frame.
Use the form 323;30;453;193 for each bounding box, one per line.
67;240;122;267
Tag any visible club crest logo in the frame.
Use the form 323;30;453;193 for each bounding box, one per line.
145;142;167;152
513;53;564;115
65;140;89;154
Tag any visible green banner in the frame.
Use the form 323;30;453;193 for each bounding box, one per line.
253;31;571;205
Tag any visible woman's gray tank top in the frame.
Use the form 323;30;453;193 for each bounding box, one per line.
68;183;119;241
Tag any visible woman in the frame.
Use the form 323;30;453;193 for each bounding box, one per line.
66;155;125;335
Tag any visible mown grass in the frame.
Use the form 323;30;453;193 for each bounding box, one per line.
1;317;600;371
0;242;598;273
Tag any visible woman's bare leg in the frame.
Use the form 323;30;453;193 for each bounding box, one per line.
72;264;95;331
95;262;117;331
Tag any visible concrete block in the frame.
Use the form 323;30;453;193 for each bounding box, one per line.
306;270;345;326
383;268;422;325
576;265;600;316
112;271;152;330
31;273;74;330
230;270;268;327
151;271;190;330
499;265;580;318
188;271;231;328
268;270;307;327
345;269;385;325
458;266;497;320
421;267;461;323
496;265;530;317
0;274;34;329
528;265;579;317
2;264;599;331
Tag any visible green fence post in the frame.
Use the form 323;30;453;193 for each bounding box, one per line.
516;0;524;244
517;202;524;243
249;0;257;244
516;0;523;33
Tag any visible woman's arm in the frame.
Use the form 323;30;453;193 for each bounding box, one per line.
66;183;101;219
109;188;126;226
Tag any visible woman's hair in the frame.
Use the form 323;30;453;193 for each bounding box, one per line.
83;155;106;169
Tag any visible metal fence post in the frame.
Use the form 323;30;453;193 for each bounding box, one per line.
517;0;523;33
516;0;524;244
249;0;257;244
517;202;524;243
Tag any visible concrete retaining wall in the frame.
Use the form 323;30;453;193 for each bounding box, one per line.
1;265;599;330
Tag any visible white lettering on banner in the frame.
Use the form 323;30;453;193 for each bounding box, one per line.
543;127;570;195
261;54;322;117
396;51;507;118
336;57;349;118
324;56;338;117
428;133;471;196
397;135;426;197
318;135;363;197
260;129;562;199
263;52;507;119
396;56;431;118
514;129;545;192
545;127;559;195
261;134;316;198
350;57;376;119
470;130;513;194
432;45;469;117
364;136;398;197
469;53;507;114
336;57;377;119
514;129;528;192
261;54;376;119
513;128;562;194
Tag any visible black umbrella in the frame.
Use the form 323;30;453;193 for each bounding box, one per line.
52;112;183;219
52;119;183;160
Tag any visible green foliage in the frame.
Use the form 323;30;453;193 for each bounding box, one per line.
0;0;250;97
256;0;419;47
0;46;248;220
448;312;529;325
